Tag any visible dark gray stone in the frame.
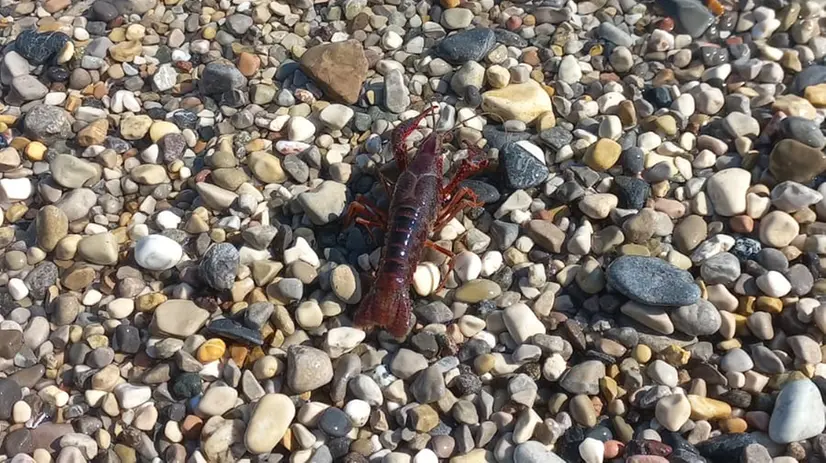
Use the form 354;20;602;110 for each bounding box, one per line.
539;127;574;152
410;366;446;404
696;433;755;460
319;407;352;437
207;318;263;345
24;261;58;300
607;256;701;306
199;243;239;290
501;142;549;189
0;378;22;420
655;0;715;38
790;65;826;95
700;252;741;285
436;28;496;64
781;117;826;149
23;105;73;144
199;62;248;95
244;301;274;330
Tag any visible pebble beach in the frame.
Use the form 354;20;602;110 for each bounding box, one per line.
3;0;826;462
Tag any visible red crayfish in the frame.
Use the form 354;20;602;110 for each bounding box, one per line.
345;104;490;338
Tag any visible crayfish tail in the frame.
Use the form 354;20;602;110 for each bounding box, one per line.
354;289;412;339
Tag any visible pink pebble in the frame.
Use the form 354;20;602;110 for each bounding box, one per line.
603;440;624;459
626;457;670;463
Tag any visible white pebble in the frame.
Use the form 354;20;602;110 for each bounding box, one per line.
7;278;28;300
343;399;371;427
287;116;316;141
284;237;320;267
413;449;438;463
480;251;503;276
12;401;31;423
134;234;184;271
0;178;32;200
453;251;482;283
107;298;135;319
756;270;791;297
82;289;103;306
413;262;440;297
579;438;605;463
155;210;182;229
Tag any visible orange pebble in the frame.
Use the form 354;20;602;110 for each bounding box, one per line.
720;417;748;433
197;338;226;363
181;415;203;440
730;215;754;233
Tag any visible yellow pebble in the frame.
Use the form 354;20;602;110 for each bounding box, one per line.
86;334;109;349
717;339;742;351
756;296;783;313
197;338;226;362
660;344;691;366
136;293;167;311
474;353;496;374
720;417;748;433
687;395;732;420
25;141;46;161
5;204;27;222
632;344;652;363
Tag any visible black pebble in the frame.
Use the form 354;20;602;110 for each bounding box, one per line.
112;325;141;354
696;433;756;461
14;30;70;65
46;67;69;82
643;87;672;108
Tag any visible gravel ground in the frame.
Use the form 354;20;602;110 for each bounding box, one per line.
2;0;826;462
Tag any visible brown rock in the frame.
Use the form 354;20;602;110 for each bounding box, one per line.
769;139;826;183
730;215;754;234
36;205;68;252
0;329;23;358
44;0;70;12
77;119;109;147
237;52;260;77
299;40;368;104
30;423;74;452
525;220;565;253
62;265;97;291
